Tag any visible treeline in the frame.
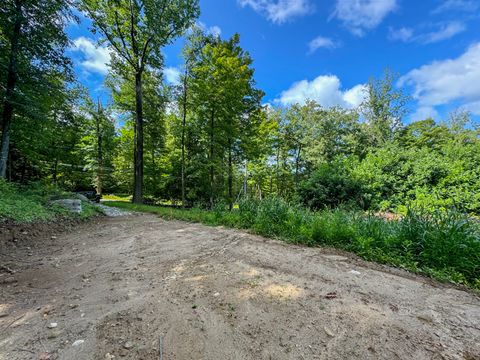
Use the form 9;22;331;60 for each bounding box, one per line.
1;0;479;215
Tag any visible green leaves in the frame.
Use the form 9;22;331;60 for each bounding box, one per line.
79;0;200;72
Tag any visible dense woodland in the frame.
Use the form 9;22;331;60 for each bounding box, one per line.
1;0;480;216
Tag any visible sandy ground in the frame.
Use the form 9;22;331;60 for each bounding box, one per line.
0;213;479;360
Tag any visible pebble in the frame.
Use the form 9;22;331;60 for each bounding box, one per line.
417;313;434;323
47;322;58;329
324;327;335;337
105;353;115;359
72;339;85;346
123;341;133;350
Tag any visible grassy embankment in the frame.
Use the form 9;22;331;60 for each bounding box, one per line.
106;198;480;290
0;179;101;223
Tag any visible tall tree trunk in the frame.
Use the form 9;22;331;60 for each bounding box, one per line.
209;108;215;209
20;156;27;183
228;139;233;211
52;158;58;184
275;145;280;196
133;71;144;204
181;70;188;208
295;144;302;187
96;102;103;196
0;0;22;178
243;160;248;198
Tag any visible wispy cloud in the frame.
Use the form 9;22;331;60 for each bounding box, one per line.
332;0;398;36
72;37;111;75
238;0;314;24
163;67;181;85
432;0;479;14
308;36;339;53
421;22;466;43
276;74;366;108
388;27;414;42
197;21;222;37
399;42;480;115
389;22;466;44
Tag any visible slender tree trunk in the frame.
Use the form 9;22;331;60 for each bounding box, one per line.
96;102;103;196
275;145;280;195
0;0;22;178
243;160;248;198
209;108;215;208
269;173;273;195
295;144;302;186
228;139;233;211
20;156;26;183
133;71;144;204
181;70;188;208
52;158;58;184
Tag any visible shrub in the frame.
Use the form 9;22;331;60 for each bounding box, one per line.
298;163;369;210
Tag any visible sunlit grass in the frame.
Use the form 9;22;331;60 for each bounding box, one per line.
106;198;480;290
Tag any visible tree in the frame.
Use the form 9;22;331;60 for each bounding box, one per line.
79;0;199;203
107;69;169;196
177;26;214;207
189;34;263;209
0;0;74;178
80;98;117;196
361;69;410;146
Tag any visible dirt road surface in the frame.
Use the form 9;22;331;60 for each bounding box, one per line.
1;214;479;360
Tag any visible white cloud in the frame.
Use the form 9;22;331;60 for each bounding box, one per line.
389;22;466;44
308;36;338;53
163;67;181;85
461;100;480;115
276;75;367;108
399;42;480;115
197;22;222;37
421;22;466;44
72;37;111;75
208;25;222;37
432;0;479;14
388;27;414;42
332;0;397;36
238;0;313;24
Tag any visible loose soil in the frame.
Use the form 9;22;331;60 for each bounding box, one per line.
1;214;479;359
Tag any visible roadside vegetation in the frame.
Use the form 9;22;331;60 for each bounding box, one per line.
1;1;480;290
106;198;480;290
0;179;100;223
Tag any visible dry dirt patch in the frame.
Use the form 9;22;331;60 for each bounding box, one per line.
1;214;479;359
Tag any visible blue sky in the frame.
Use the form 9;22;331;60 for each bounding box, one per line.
68;0;480;123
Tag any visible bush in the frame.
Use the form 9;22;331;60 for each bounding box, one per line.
298;163;369;210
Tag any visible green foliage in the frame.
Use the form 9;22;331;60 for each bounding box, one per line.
106;198;480;289
0;179;101;223
298;161;369;210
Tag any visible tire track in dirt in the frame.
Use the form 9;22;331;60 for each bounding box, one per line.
1;214;479;359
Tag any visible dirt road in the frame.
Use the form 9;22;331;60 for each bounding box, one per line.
1;214;479;360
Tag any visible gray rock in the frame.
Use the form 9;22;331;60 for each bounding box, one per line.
75;194;90;202
51;199;82;214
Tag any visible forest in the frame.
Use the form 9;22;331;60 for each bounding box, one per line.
1;0;479;288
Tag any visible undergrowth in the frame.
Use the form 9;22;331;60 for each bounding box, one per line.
106;197;480;290
0;179;101;223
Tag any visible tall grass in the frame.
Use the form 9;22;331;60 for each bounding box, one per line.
106;197;480;289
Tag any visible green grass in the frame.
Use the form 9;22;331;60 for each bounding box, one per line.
106;197;480;290
0;179;102;223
